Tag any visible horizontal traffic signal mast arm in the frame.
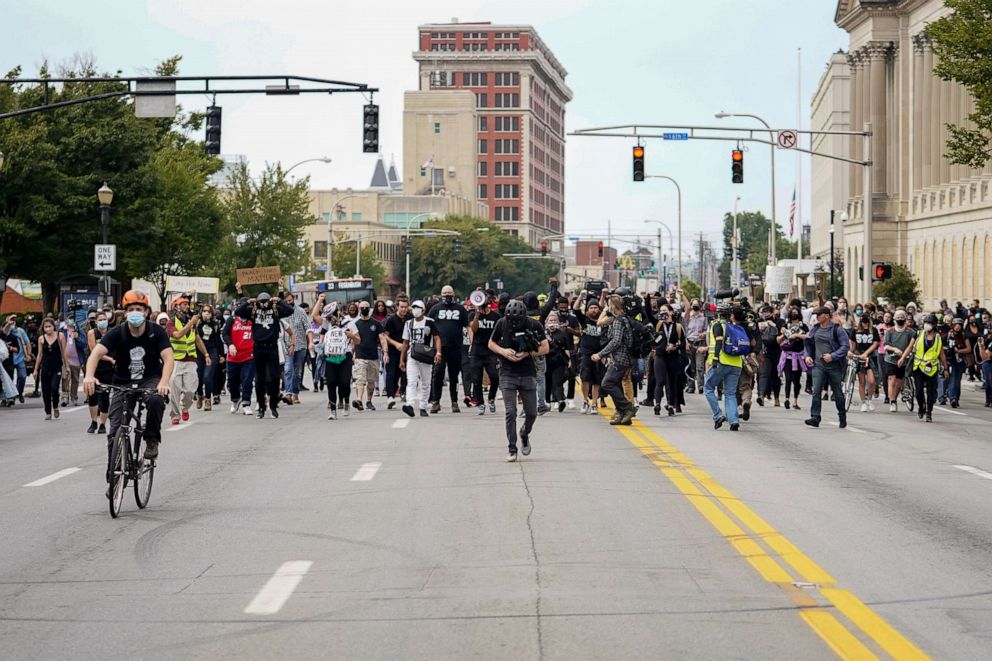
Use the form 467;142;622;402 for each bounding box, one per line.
569;124;870;167
0;74;379;121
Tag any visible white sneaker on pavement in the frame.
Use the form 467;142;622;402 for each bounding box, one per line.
566;399;576;410
230;402;238;414
860;402;868;413
241;404;252;415
867;399;875;412
889;402;897;413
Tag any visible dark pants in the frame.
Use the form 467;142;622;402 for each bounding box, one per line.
602;361;633;413
653;351;681;408
472;353;499;403
784;362;803;399
196;348;220;398
461;346;473;397
809;362;845;421
914;370;938;414
107;377;166;442
758;351;782;399
40;368;62;414
253;344;281;410
228;360;255;406
500;373;537;453
547;356;568;402
430;345;462;404
325;356;352;406
384;348;403;398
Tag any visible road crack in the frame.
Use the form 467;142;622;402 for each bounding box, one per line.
518;462;544;661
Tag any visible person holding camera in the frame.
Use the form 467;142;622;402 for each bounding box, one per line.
592;294;636;426
489;300;549;461
703;305;745;431
166;295;210;425
400;300;442;418
234;290;294;419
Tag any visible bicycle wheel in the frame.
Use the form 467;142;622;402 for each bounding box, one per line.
109;429;129;518
844;366;856;412
903;377;916;412
133;435;155;509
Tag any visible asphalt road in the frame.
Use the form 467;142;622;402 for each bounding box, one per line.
1;378;990;660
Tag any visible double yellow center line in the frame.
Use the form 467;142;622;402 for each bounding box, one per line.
601;409;930;661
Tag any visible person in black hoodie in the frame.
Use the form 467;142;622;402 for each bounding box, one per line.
427;285;469;413
234;291;294;419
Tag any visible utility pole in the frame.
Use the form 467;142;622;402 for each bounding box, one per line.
699;232;705;295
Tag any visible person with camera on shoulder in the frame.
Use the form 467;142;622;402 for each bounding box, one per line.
703;305;747;431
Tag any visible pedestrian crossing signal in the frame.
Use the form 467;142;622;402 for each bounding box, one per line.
540;241;548;256
872;262;892;282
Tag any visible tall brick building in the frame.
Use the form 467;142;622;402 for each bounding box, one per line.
406;21;572;246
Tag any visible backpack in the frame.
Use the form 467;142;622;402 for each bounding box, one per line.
629;318;655;359
721;322;753;356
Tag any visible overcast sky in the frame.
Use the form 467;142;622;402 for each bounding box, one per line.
5;0;848;260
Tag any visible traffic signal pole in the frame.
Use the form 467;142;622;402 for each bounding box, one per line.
863;122;874;305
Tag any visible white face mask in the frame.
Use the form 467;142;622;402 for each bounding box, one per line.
412;307;425;318
924;323;934;332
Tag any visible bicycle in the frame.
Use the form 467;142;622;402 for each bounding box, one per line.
842;357;864;412
99;384;164;518
900;367;916;412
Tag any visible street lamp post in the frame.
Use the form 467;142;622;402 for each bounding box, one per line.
829;209;848;298
97;182;113;306
731;195;741;288
644;175;683;284
715;112;777;266
405;212;439;296
285;156;332;177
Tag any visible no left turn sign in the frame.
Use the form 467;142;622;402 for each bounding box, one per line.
777;130;798;149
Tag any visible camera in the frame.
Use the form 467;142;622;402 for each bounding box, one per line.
512;328;542;354
713;288;741;301
66;299;83;313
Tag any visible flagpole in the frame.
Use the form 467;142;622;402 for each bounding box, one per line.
796;47;803;266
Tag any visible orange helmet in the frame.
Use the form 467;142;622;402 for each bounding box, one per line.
121;289;151;310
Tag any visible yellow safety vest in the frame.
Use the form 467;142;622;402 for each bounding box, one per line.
913;333;942;377
170;316;198;360
707;320;743;369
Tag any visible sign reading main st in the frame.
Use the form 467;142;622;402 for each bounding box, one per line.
94;244;116;271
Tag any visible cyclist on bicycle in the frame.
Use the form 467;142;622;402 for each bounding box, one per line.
83;290;173;462
850;313;880;412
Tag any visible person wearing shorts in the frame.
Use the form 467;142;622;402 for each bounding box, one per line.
352;301;388;411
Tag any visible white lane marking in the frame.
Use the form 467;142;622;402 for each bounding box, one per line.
350;462;382;482
165;420;197;432
58;406;86;414
24;467;81;487
935;406;967;416
244;561;313;615
392;419;409;429
826;421;865;434
954;465;992;481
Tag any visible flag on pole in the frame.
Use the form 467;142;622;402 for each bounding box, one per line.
788;188;797;237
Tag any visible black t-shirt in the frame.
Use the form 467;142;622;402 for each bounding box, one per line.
234;300;294;345
574;309;606;355
354;317;384;360
471;310;502;356
853;326;880;354
489;316;547;377
100;323;172;383
760;317;785;354
199;320;223;354
427;302;468;348
383;312;411;354
782;321;808;353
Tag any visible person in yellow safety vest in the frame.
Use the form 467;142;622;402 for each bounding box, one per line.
166;295;210;425
703;305;743;431
910;313;949;423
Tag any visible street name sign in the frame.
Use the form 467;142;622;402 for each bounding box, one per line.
662;133;689;141
94;244;116;271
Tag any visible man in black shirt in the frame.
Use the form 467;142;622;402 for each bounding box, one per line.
573;293;607;413
234;291;294;418
489;300;549;462
382;297;411;409
469;292;501;414
352;301;389;411
428;284;469;413
84;290;173;467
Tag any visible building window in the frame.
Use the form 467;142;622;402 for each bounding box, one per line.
351;212;362;221
463;72;488;86
495;206;520;221
336;210;346;221
495;93;519;108
478;116;487;131
478;184;488;199
434;122;441;134
433;169;444;187
478;161;488;176
494;184;519;199
495;161;519;177
495;116;519;132
314;241;327;259
494;139;519;154
478;139;488;154
494;72;520;87
475;93;488;108
321;212;331;222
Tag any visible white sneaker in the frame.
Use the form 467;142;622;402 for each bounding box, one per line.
506;452;517;462
889;402;897;413
327;409;336;420
343;402;350;417
581;402;590;415
867;399;875;412
860;402;868;413
230;402;239;414
566;399;576;410
241;404;253;415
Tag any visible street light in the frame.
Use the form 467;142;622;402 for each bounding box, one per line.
644;220;673;290
405;212;440;295
829;209;848;298
97;182;114;306
285;156;332;177
715;112;777;266
644;175;683;284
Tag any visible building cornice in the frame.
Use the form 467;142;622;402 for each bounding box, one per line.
413;51;574;101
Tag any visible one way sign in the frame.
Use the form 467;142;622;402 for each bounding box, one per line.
94;244;116;272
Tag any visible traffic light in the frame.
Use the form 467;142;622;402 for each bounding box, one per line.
735;247;743;260
731;149;744;184
540;241;548;256
205;105;222;155
872;262;892;282
632;145;645;182
404;237;412;255
363;103;379;153
597;241;604;257
454;237;462;254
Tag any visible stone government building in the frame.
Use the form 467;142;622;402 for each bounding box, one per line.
814;0;992;307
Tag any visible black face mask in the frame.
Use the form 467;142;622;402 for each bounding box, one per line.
691;305;700;312
443;295;455;305
360;308;371;317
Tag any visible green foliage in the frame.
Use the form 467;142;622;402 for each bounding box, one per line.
406;215;557;299
679;278;702;301
718;210;797;287
873;263;921;307
211;162;314;293
927;1;992;169
326;243;387;294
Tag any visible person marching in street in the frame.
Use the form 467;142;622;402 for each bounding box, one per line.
882;309;917;413
552;293;581;409
195;304;223;412
428;285;469;414
382;296;411;409
321;302;359;420
280;290;311;404
756;305;784;408
544;310;572;412
166;295;210;425
684;298;709;395
735;307;761;422
573;290;607;414
222;304;256;415
850;311;880;412
651;303;686;417
911;314;949;422
703;305;745;431
33;317;69;420
401;300;442;418
352;300;389;412
592;294;636;426
85;311;113;433
469;290;501;415
234;289;294;419
3;314;31;404
803;306;851;428
488;299;549;461
944;318;972;408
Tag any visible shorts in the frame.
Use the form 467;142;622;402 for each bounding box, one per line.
579;354;605;385
353;358;379;387
883;360;906;380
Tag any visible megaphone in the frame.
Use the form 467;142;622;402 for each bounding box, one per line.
469;290;487;307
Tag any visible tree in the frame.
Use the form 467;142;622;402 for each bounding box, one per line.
718;210;797;287
927;1;992;169
212;162;313;294
679;278;702;301
320;242;387;293
873;264;921;307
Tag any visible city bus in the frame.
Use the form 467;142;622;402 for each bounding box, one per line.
291;277;375;308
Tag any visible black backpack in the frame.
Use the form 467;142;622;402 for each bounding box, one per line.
629;318;655;359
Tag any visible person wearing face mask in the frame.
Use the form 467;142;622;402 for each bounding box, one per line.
882;310;917;413
651;304;686;416
235;291;294;419
221;301;256;415
3;314;31;404
32;317;69;419
400;300;442;418
83;290;172;465
943;318;971;408
427;285;469;414
351;300;389;412
777;307;809;411
911;314;949;422
321;302;360;420
166;295;210;425
85;312;114;433
850;313;880;412
544;310;572;412
195;305;223;412
756;305;784;408
978;312;992;407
